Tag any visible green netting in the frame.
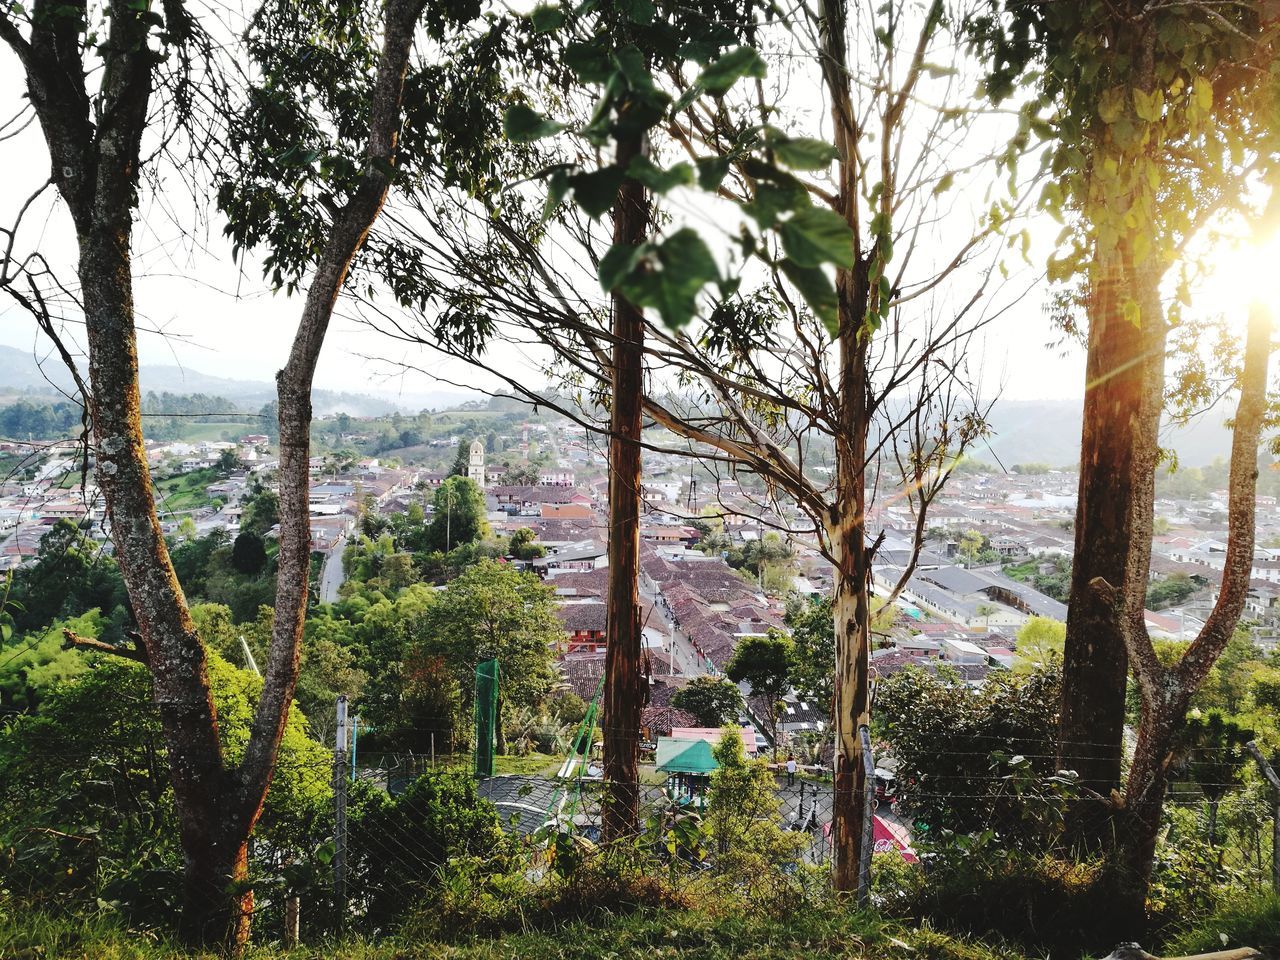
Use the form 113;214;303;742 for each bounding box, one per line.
474;658;499;777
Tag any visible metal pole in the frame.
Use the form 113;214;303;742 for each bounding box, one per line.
857;724;875;907
350;715;359;782
1246;741;1280;890
334;695;349;927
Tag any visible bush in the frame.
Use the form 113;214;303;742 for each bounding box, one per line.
0;655;330;929
877;839;1125;959
346;771;513;931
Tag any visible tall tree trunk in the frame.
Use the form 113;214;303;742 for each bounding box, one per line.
1059;242;1164;828
818;0;875;890
80;214;243;948
602;126;648;841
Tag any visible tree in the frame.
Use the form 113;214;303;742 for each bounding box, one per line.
0;654;330;921
786;596;834;721
972;0;1280;866
1014;617;1066;673
1176;710;1253;846
240;488;281;537
726;632;794;758
448;439;471;477
874;665;1062;838
230;532;268;576
673;676;744;728
705;726;803;870
957;529;985;567
426;475;488;553
412;560;560;752
1;0;439;942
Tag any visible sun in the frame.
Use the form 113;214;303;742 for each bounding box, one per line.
1191;230;1280;337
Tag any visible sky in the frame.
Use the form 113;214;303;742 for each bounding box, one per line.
0;24;1088;409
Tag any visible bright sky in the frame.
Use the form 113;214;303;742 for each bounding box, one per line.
0;30;1086;408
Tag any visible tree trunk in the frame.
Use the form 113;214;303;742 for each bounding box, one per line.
602;126;648;841
1113;696;1178;925
1112;300;1270;927
817;0;874;891
80;218;246;947
1059;241;1164;835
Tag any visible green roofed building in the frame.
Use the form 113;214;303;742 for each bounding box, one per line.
655;736;719;775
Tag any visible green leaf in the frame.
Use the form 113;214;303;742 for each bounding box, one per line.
780;260;840;337
599;243;644;292
932;172;955;196
542;168;572;223
627;156;694;193
613;45;657;93
617;229;721;328
529;4;564;32
771;135;838;172
745;181;807;228
564;41;613;84
779;206;854;269
697;47;767;96
670;84;702;115
503;104;564;144
695;156;732;191
568;167;626;219
618;0;655;24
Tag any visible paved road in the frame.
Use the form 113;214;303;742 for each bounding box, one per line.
318;533;348;604
640;583;708;677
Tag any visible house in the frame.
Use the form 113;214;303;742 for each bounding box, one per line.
531;540;608;575
538;468;575;487
557;602;608;653
542;502;594;520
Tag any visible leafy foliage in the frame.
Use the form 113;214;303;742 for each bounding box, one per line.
672;676;743;727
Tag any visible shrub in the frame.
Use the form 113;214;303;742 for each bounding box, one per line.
346;771;513;931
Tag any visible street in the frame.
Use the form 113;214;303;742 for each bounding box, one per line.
318;533;348;604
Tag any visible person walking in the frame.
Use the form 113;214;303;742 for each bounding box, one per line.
785;753;797;787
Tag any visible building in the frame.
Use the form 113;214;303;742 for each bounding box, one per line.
468;439;486;490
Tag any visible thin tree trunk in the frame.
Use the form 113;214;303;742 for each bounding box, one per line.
1114;301;1270;925
817;0;875;891
602;125;648;841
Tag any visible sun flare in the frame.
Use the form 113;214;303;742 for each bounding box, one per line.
1192;231;1280;337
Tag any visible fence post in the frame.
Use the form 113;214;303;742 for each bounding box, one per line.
1245;741;1280;890
334;695;349;929
857;724;875;906
284;895;300;949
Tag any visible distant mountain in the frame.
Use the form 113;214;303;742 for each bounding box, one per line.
0;345;483;417
979;398;1237;470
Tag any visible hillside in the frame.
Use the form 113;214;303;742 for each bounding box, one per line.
0;345;474;418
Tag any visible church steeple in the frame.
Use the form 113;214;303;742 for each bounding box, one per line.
467;439;486;489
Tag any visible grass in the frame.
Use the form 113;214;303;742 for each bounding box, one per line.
0;902;1024;960
493;752;562;776
1164;890;1280;955
153;467;225;514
